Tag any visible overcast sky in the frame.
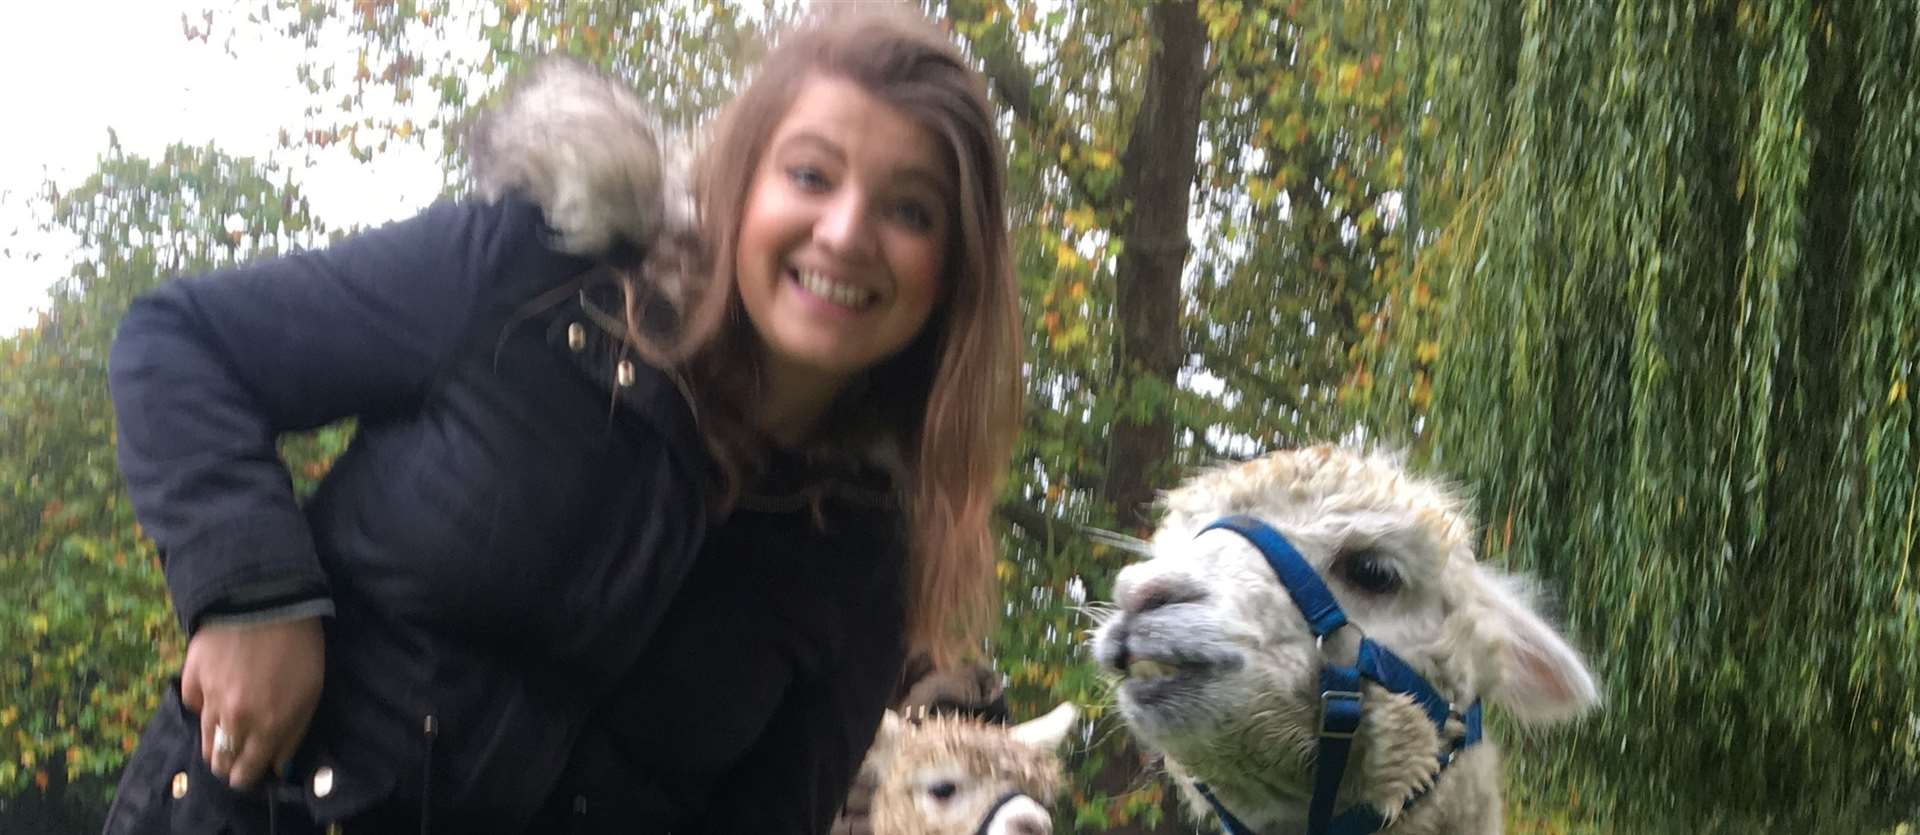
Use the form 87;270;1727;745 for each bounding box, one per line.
1;0;448;333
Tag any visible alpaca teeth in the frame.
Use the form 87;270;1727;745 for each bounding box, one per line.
797;270;871;309
1128;659;1174;680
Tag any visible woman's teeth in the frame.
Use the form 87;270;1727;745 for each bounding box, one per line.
796;269;873;309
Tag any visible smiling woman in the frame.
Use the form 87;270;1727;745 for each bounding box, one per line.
99;6;1019;833
733;75;953;443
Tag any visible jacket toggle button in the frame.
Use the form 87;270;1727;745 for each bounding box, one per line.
567;322;586;352
170;771;189;799
616;359;636;387
312;765;336;798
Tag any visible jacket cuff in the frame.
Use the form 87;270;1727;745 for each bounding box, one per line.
163;519;330;634
195;598;336;632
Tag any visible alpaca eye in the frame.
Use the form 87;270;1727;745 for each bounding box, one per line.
1339;549;1401;594
928;780;958;801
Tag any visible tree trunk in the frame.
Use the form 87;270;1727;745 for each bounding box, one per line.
1102;0;1207;535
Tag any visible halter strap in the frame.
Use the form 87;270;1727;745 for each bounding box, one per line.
1192;515;1484;835
972;790;1034;835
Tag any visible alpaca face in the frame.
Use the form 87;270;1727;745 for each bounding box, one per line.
1090;446;1596;813
864;703;1077;835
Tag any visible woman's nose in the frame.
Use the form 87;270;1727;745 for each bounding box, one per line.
814;190;877;257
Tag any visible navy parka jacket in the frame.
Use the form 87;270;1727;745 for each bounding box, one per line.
103;196;909;833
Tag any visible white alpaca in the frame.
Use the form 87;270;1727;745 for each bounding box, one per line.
859;703;1078;835
1091;445;1598;834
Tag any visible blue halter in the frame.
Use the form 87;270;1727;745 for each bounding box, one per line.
1191;515;1484;835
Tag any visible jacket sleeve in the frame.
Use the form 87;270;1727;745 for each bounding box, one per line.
692;640;906;834
109;197;557;632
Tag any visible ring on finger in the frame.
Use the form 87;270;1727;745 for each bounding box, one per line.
213;724;237;757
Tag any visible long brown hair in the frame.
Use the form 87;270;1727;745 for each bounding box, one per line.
626;7;1019;665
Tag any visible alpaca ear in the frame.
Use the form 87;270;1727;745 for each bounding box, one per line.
863;709;905;776
1010;702;1079;751
1475;568;1600;724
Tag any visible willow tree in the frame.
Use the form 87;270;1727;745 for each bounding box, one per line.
1357;1;1919;830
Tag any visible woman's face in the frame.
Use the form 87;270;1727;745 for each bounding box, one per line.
734;74;953;391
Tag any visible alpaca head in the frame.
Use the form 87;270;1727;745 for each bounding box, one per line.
1090;445;1598;823
863;702;1077;835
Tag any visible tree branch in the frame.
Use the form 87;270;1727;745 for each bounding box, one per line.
953;1;1118;213
996;501;1152;555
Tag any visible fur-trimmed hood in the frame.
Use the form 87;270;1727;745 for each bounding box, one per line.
466;58;696;259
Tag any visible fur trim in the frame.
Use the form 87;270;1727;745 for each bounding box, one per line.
467;57;695;257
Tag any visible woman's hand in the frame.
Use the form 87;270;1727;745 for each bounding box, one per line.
180;617;326;789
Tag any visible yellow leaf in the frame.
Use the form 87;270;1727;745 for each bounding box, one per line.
1248;179;1273;207
1069;281;1087;301
1337;61;1360;94
1085;148;1116;170
1064;206;1097;231
1891;379;1908;405
28;614;48;635
1416;340;1441;364
1058;321;1089;350
1055;242;1081;267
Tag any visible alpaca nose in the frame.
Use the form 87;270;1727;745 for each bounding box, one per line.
985;794;1052;835
1118;573;1208;616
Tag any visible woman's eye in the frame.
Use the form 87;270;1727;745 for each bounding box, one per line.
787;166;830;191
1338;549;1401;594
927;780;958;801
890;200;936;232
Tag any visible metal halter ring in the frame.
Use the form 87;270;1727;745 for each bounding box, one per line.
1314;622;1365;667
